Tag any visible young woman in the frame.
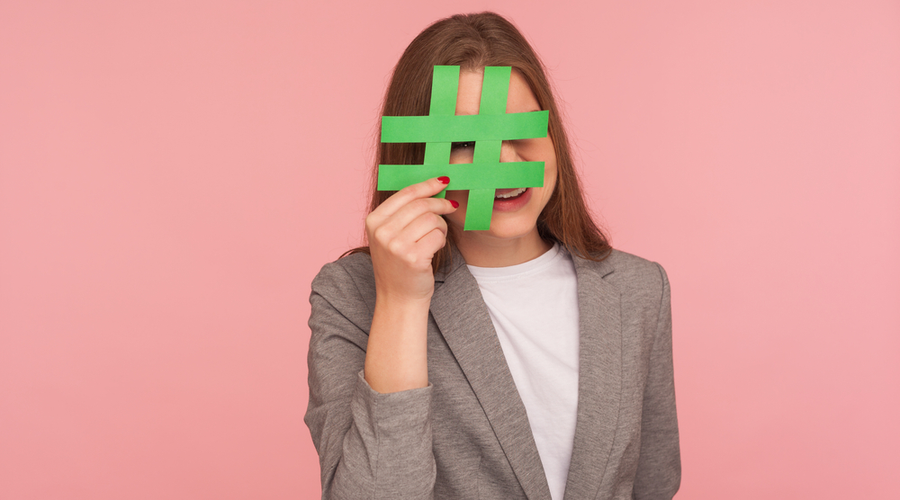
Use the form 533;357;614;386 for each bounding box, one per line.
306;12;680;500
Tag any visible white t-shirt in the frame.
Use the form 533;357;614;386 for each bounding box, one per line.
466;243;580;500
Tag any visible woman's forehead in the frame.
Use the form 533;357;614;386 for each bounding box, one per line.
454;69;539;116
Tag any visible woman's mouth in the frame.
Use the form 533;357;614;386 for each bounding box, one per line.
492;187;532;212
494;187;527;200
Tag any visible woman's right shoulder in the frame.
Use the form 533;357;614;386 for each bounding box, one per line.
309;252;376;341
310;251;376;298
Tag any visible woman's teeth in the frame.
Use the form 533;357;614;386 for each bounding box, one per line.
495;188;526;199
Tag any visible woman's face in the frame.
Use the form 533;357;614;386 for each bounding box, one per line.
444;69;558;249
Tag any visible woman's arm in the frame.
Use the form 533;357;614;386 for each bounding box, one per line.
305;177;457;499
364;176;455;393
633;264;681;499
306;262;436;499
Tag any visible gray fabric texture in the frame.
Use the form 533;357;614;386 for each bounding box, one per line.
305;246;680;500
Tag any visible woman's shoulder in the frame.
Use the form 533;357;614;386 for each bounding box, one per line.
310;251;376;298
576;248;669;296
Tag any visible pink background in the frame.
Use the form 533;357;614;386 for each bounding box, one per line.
2;1;898;498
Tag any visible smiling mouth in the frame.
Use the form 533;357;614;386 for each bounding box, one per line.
494;188;527;199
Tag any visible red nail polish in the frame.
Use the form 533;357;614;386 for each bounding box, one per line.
438;176;450;184
450;200;459;208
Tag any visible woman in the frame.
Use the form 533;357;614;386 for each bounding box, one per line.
306;12;680;500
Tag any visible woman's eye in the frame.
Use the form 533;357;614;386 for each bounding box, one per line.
451;141;475;151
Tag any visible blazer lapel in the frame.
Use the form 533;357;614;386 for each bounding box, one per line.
563;255;622;500
431;249;552;500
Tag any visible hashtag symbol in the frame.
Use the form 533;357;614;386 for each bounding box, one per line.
377;65;549;231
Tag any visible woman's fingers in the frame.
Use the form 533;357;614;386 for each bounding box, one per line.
383;196;456;235
373;176;450;218
380;211;449;267
404;209;450;247
369;197;455;261
415;226;449;259
367;179;457;247
365;176;457;297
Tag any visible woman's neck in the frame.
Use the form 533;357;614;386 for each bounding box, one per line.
454;228;553;268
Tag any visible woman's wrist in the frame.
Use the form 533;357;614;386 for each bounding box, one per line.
365;295;432;393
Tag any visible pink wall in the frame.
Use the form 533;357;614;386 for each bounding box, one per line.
2;1;898;498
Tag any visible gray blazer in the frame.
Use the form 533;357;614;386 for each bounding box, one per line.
305;247;680;500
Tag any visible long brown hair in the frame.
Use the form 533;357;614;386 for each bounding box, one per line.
343;12;611;270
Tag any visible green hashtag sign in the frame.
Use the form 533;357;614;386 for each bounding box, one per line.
377;65;550;231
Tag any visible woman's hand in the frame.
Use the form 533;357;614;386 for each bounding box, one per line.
365;176;458;304
363;176;457;393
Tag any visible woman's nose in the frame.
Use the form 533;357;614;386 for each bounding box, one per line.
499;141;520;163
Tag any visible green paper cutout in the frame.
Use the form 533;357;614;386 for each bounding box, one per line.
380;114;550;143
376;162;545;190
377;65;549;230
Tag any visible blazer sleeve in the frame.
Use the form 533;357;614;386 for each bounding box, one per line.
632;263;682;499
304;259;437;500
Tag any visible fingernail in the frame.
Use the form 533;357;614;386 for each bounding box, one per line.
450;200;459;208
438;176;450;184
